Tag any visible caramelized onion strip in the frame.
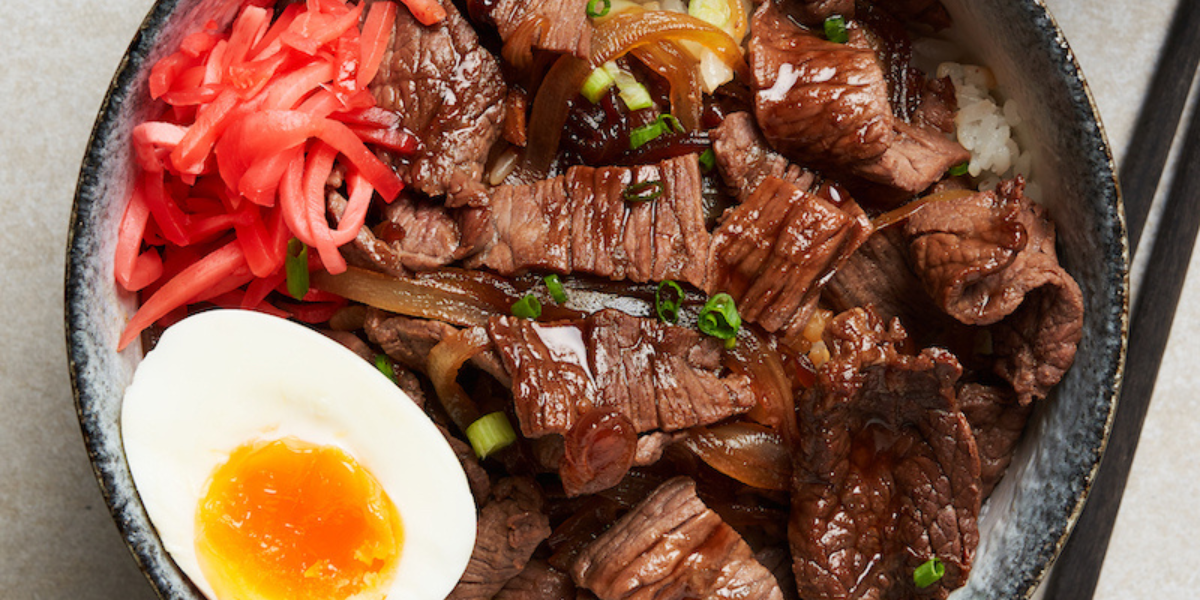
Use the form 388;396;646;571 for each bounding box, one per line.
726;327;799;442
524;10;747;175
681;422;791;491
630;41;703;131
311;266;583;327
872;188;975;230
426;326;491;432
502;16;550;70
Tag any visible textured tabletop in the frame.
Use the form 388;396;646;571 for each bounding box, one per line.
0;0;1189;598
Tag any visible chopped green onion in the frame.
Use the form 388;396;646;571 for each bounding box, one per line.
629;114;685;150
623;180;665;203
688;0;730;28
511;293;542;319
544;274;568;303
374;354;396;382
656;280;684;324
913;557;945;588
699;148;716;173
285;238;309;300
948;162;970;176
698;292;741;342
586;0;611;18
582;66;616;103
613;69;653;111
466;412;518;459
824;15;849;44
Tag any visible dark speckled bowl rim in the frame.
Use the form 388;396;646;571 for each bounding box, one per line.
66;0;1129;598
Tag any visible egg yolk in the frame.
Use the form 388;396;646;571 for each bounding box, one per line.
194;437;403;600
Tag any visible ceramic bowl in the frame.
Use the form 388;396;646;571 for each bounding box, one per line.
66;0;1128;598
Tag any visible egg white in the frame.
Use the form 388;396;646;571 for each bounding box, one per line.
121;309;476;600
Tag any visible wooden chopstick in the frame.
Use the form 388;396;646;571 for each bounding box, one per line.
1042;47;1200;600
1116;0;1200;254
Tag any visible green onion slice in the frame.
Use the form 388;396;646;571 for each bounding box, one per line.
948;162;970;176
913;557;945;588
824;15;849;44
374;354;396;383
698;292;741;341
629;114;685;150
656;280;684;324
511;293;542;319
613;69;653;111
466;411;518;459
699;148;716;173
544;274;568;303
586;0;611;18
285;238;309;301
623;180;665;203
582;66;616;103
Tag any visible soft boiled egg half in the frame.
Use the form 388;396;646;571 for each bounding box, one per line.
121;309;476;600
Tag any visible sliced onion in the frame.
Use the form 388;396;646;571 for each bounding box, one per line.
502;16;550;70
311;266;584;326
726;327;799;442
631;41;702;131
426;326;491;432
561;409;638;497
524;10;746;176
872;188;975;230
682;422;791;491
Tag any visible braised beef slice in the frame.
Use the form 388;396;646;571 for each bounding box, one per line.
440;424;495;500
572;477;785;600
363;308;511;384
329;192;461;277
905;178;1084;402
710;112;818;203
449;477;553;600
487;309;757;438
485;0;592;59
465;154;710;289
790;307;980;600
914;76;958;134
749;1;967;194
706;176;872;349
958;383;1031;497
370;0;505;207
495;560;578;600
787;0;856;27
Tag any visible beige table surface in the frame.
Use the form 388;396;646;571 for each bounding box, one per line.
0;0;1190;598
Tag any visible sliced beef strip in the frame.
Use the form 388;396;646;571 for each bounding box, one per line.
495;559;578;600
706;176;872;350
369;0;505;207
484;0;592;59
487;309;757;438
363;308;512;385
905;178;1084;402
572;477;785;600
464;154;710;289
449;477;553;600
710;111;818;203
749;1;967;194
329;192;461;277
958;383;1031;497
787;0;856;27
790;307;981;600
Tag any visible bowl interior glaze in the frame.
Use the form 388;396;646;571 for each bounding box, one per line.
66;1;1127;598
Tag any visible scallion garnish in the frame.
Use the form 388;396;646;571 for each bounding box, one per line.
613;70;653;111
656;280;684;324
582;66;616;103
824;15;849;44
374;354;396;383
699;148;716;173
544;274;568;303
629;114;685;150
913;557;945;588
948;162;970;176
285;238;309;300
511;293;542;319
466;412;518;459
688;0;730;28
586;0;611;18
623;180;665;203
698;292;741;343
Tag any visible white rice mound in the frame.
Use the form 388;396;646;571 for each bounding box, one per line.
937;61;1040;201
